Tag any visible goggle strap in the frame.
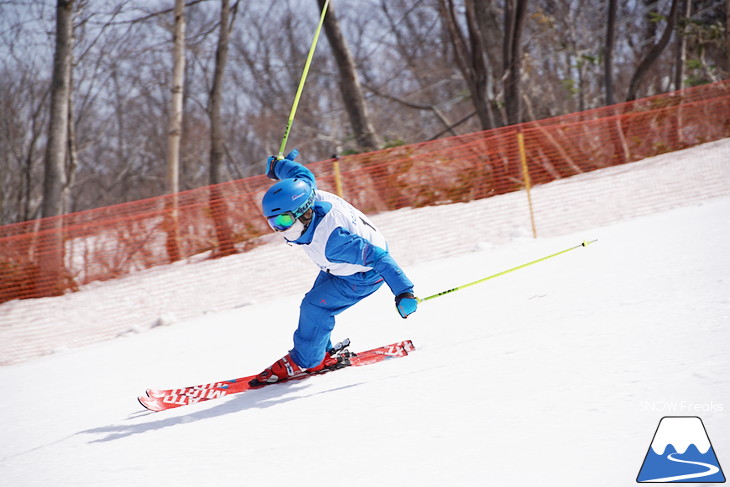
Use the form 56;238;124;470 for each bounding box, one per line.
292;190;315;219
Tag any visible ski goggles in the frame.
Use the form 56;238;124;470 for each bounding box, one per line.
266;191;316;231
266;188;316;232
267;212;298;231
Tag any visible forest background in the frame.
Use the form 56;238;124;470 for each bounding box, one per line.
0;0;728;226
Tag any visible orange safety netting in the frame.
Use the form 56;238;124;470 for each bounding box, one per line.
1;80;730;305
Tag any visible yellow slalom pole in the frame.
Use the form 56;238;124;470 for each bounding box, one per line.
278;0;330;159
416;240;597;303
517;131;538;238
332;155;344;197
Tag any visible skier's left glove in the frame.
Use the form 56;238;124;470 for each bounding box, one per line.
395;292;418;319
265;148;299;180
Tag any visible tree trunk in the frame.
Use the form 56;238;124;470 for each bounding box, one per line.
503;0;528;125
727;0;730;75
64;63;79;215
606;0;629;168
464;1;492;129
318;0;381;152
168;0;185;197
166;0;185;262
209;0;230;188
673;0;691;91
604;0;617;105
42;0;73;221
209;0;236;257
625;0;681;101
39;0;74;296
439;0;493;130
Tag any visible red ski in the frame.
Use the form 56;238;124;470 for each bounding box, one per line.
138;340;415;412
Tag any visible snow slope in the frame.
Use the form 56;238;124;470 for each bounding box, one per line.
1;144;729;486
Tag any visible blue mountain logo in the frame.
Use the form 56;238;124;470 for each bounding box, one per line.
637;416;725;483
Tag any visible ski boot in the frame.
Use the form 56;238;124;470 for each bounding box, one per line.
248;339;352;388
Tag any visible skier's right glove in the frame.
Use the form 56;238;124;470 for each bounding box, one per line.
395;292;418;319
266;148;299;180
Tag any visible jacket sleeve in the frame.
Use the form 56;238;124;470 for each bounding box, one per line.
325;228;414;296
273;157;317;190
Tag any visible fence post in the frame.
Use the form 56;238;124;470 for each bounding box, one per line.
517;131;538;238
332;154;344;198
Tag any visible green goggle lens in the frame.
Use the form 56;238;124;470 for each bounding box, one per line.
267;212;296;231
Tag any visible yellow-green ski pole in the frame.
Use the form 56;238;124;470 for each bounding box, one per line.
277;0;330;159
416;240;597;303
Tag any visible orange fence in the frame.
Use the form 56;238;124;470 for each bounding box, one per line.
1;80;730;306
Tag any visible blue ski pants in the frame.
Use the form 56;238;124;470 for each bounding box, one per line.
290;270;384;368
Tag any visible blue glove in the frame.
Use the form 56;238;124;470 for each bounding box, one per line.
266;149;299;180
395;292;418;319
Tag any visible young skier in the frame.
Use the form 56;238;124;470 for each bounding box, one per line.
249;149;417;387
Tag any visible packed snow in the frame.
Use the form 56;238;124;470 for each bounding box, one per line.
1;141;729;486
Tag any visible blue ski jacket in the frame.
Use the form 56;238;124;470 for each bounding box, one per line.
270;157;414;297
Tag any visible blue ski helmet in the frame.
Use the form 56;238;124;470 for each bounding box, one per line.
261;178;316;231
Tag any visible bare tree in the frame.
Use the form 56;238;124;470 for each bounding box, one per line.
208;0;236;256
64;60;79;214
626;0;681;101
439;0;494;130
166;0;186;262
0;59;49;224
2;0;729;224
357;1;477;141
168;0;185;197
604;0;618;105
318;0;381;152
39;0;74;294
42;0;73;221
209;0;233;187
673;0;691;91
503;0;528;125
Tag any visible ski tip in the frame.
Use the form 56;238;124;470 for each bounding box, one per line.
138;395;164;412
146;388;165;398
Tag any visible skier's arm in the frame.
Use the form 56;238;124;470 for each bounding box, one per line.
324;228;414;296
265;149;317;189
